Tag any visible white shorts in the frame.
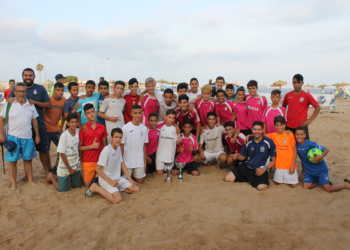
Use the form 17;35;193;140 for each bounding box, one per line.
98;176;132;194
155;158;174;171
273;168;299;184
204;151;226;164
124;167;145;179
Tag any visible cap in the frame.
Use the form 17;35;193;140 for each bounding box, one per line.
55;74;65;81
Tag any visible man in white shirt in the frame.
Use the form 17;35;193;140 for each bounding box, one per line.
0;82;40;191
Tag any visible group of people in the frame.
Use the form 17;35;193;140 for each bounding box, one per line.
1;68;349;204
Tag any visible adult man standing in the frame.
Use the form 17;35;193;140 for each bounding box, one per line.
9;68;51;180
0;82;40;190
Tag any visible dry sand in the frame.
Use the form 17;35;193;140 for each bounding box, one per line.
1;106;350;249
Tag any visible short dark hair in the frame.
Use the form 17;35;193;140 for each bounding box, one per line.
83;103;95;112
190;78;198;84
236;87;245;94
86;80;96;87
207;111;216;119
111;127;123;137
252;121;264;129
115;80;125;87
274;116;286;125
216;76;225;82
68;82;78;90
178;94;189;102
296;126;307;134
271;89;281;96
247;80;258;88
129;78;138;86
183;119;193;126
177;82;188;91
166;109;176;116
99;77;105;81
67;113;78;122
131;104;142;111
22;68;35;76
98;80;109;89
224;121;235;128
9;79;15;83
54;82;64;89
226;84;234;90
164;88;173;95
148;112;158;120
216;89;225;95
293;74;304;83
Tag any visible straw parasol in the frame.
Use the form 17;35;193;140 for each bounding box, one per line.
303;84;314;88
333;83;340;87
43;80;53;85
338;82;350;87
270;80;287;89
109;80;116;84
318;84;329;88
156;79;168;84
139;82;145;85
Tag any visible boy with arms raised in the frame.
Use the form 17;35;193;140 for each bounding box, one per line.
197;112;227;168
295;126;350;192
146;113;159;174
123;78;139;124
64;82;80;121
79;104;108;186
85;128;139;204
77;80;101;125
121;105;148;183
195;84;219;128
224;121;246;167
98;81;126;143
141;77;159;126
46;113;82;192
225;121;276;191
215;89;235;125
262;89;286;134
97;81;110;127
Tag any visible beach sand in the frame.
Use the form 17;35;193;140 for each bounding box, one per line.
1;107;350;249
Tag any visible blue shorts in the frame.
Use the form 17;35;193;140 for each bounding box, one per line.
303;171;330;185
47;131;59;150
5;135;37;162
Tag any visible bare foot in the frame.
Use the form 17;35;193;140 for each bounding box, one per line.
28;181;37;187
344;181;350;189
46;172;53;185
10;185;17;191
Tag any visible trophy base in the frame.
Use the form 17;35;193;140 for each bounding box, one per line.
178;178;183;182
165;178;172;183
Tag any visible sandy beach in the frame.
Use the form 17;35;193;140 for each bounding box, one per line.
1;105;350;249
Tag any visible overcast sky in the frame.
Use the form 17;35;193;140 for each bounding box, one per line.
0;0;349;86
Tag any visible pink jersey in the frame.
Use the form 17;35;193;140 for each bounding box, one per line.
262;106;287;134
246;95;267;129
146;128;160;156
195;99;216;127
176;133;198;163
215;101;234;125
234;101;248;130
175;108;200;130
224;132;246;153
141;93;159;127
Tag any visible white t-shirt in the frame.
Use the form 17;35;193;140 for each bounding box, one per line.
156;123;178;162
122;122;149;169
187;91;200;102
0;99;38;139
199;126;225;153
56;129;81;177
97;144;123;180
154;92;177;121
100;97;126;140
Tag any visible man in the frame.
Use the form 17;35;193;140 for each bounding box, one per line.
0;82;40;190
99;77;105;83
9;68;51;180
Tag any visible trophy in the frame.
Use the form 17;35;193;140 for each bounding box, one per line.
176;162;186;182
164;161;173;183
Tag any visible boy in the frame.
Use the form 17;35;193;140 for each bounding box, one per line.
123;78;139;124
85;128;139;204
79;104;108;186
64;82;80;120
246;80;267;134
76;80;101;125
197;112;227;168
172;119;199;176
141;77;159;127
4;79;15;101
98;81;126;143
156;109;180;175
177;82;189;96
97;80;110;126
46;113;82;192
295;126;350;192
121;105;149;183
215;89;235;125
224;121;276;191
146;113;159;174
187;78;200;102
214;76;225;98
195;84;218;127
232;87;249;144
282;74;320;140
262;89;286;134
155;88;177;121
225;84;236;102
224;121;246;167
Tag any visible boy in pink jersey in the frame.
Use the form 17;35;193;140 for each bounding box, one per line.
246;80;267;133
195;84;219;127
215;89;235;124
262;89;286;134
172;119;200;176
140;77;159;126
145;113;160;174
224;121;246;167
233;87;249;141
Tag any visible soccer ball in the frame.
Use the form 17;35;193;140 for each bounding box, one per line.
307;148;323;163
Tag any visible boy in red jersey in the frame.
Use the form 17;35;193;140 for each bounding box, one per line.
195;84;219;127
215;89;235;125
4;79;15;101
262;89;286;134
224;121;246;167
232;87;249;144
145;113;159;174
123;78;139;124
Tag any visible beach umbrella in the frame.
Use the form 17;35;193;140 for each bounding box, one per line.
317;84;329;88
139;82;145;85
156;79;168;83
338;82;350;87
109;80;116;84
303;84;314;88
333;83;340;87
270;80;287;89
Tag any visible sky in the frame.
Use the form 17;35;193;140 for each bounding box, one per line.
0;0;349;86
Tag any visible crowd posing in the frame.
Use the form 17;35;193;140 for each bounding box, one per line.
1;68;350;204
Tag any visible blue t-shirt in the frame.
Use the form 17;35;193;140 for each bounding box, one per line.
240;136;276;169
9;84;50;128
64;97;79;114
97;95;105;126
296;139;328;176
76;92;100;124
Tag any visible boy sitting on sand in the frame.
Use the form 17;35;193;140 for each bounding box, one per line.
85;128;139;204
295;126;350;192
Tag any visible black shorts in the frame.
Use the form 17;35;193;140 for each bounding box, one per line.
232;162;269;188
173;161;199;174
240;129;250;136
32;126;50;152
146;152;157;174
287;126;310;140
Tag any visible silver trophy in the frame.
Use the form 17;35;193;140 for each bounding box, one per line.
176;162;186;182
164;161;173;183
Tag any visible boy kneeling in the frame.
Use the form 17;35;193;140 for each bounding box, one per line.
85;128;139;204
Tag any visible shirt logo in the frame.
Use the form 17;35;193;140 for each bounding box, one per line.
283;139;287;144
260;146;265;152
33;89;37;94
130;130;133;133
258;100;261;104
225;107;227;111
156;131;159;135
324;174;329;181
190;142;192;145
300;98;304;102
209;106;212;110
141;131;143;136
245;106;248;109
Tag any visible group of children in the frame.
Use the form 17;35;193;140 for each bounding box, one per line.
10;74;349;204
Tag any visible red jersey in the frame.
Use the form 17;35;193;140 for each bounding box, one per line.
215;101;234;124
246;95;267;129
282;91;318;128
4;89;11;101
224;132;246;153
141;93;159;127
175;108;200;131
234;101;248;130
195;99;216;127
79;122;108;162
262;106;286;134
176;133;198;163
123;94;139;124
146;127;160;156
